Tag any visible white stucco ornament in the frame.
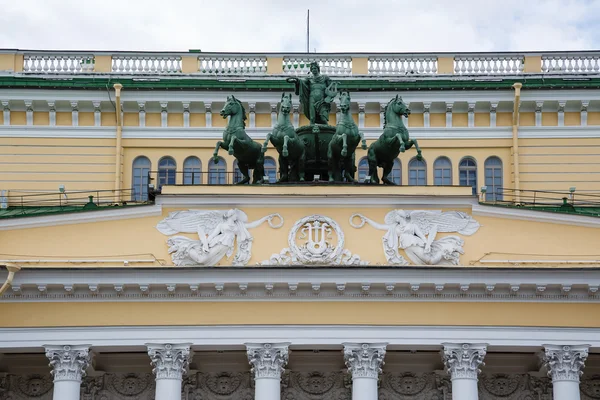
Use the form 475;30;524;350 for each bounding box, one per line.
261;214;367;266
350;210;480;266
156;209;283;266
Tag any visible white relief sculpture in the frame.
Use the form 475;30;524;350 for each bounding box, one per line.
156;209;283;267
261;214;367;266
350;210;480;266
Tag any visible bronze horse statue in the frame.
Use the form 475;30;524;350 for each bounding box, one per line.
328;91;366;182
262;93;306;182
213;95;265;184
367;95;423;185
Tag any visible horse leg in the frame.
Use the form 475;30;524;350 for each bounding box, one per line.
278;155;289;183
395;133;406;153
213;141;225;163
237;163;250;185
341;133;348;157
298;143;306;182
344;157;355;182
228;136;237;155
262;134;271;154
410;138;424;160
283;135;290;157
382;162;395;185
327;141;336;182
367;145;379;184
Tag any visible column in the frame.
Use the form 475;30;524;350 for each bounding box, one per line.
535;101;544;126
70;101;79;127
423;102;431;128
248;102;256;128
2;101;9;125
138;101;146;127
160;102;168;127
558;101;566;127
446;103;453;127
442;343;488;400
581;101;589;126
543;344;589;400
358;103;366;128
292;103;300;128
343;343;387;400
147;343;193;400
45;344;91;400
246;343;290;400
92;101;101;127
182;102;190;128
48;101;56;126
468;102;476;128
24;100;33;126
490;103;498;128
379;103;386;127
204;102;212;127
270;102;278;127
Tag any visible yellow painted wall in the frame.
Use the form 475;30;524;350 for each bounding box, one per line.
190;113;206;127
365;113;380;127
0;302;599;328
79;112;94;126
475;113;490;127
123;113;138;127
543;112;558;126
564;112;581;126
256;113;271;127
408;114;423;127
168;113;183;127
430;113;445;127
519;112;535;126
10;111;26;125
146;113;161;127
452;113;468;127
497;112;513;127
588;112;600;125
33;112;49;126
56;112;71;126
102;112;116;126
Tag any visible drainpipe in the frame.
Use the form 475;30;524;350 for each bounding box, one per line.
512;83;523;204
113;83;123;203
0;264;21;296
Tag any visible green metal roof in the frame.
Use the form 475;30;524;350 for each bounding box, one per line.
0;203;152;219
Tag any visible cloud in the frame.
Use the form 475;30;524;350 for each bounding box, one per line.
0;0;598;52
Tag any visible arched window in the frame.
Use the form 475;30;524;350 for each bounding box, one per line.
409;158;427;186
387;158;402;185
459;157;477;195
233;160;245;184
209;157;227;185
264;157;277;183
157;156;176;188
132;156;150;201
358;157;369;182
183;156;202;185
485;156;503;201
434;157;452;186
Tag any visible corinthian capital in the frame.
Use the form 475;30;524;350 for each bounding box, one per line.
44;344;92;382
442;343;487;380
543;344;589;382
343;343;387;379
147;343;193;380
246;342;290;379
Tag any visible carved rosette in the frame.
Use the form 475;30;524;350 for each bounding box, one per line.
44;345;91;383
442;343;487;381
246;343;290;380
146;343;193;381
542;344;589;383
343;343;387;380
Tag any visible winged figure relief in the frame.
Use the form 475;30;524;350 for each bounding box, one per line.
156;209;283;266
350;210;480;266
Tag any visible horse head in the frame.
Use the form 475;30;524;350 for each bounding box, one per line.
339;91;351;113
280;92;292;115
390;95;411;117
220;95;242;118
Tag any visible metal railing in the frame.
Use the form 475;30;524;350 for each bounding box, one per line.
481;188;600;217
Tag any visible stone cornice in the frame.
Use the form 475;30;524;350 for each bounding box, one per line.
2;266;599;302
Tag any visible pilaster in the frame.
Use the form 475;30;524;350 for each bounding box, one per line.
138;101;146;127
490;102;498;127
446;104;453;127
535;101;544;127
581;101;589;126
48;101;56;126
1;101;9;125
24;100;33;126
379;103;386;127
160;102;168;128
182;102;190;128
358;103;366;128
468;102;475;128
558;101;566;127
423;102;431;128
70;101;79;127
204;102;212;127
92;101;101;127
292;103;300;128
270;102;278;127
248;102;256;128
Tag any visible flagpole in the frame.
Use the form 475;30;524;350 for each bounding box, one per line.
306;9;310;53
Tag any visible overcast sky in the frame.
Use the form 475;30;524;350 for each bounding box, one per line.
0;0;599;53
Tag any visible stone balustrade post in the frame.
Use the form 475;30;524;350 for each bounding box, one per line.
45;345;92;400
246;343;290;400
543;344;590;400
147;343;193;400
442;343;488;400
343;343;387;400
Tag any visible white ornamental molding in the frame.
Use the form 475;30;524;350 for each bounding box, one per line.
246;343;290;380
261;214;367;266
146;343;193;381
343;343;387;380
156;209;283;266
350;210;480;265
542;344;590;383
44;344;91;382
442;343;488;381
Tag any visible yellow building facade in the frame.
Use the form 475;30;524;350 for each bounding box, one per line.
0;50;600;400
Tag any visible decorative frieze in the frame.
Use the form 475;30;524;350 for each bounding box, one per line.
183;372;254;400
343;343;387;380
442;343;487;381
282;371;351;400
379;372;448;400
147;343;193;380
543;344;589;383
44;345;91;383
246;343;290;380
